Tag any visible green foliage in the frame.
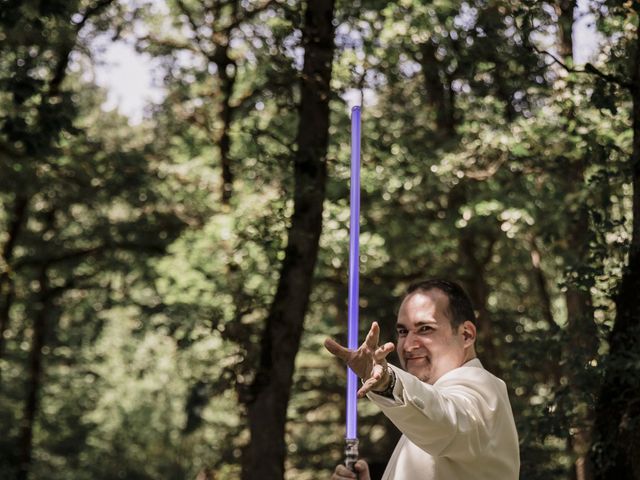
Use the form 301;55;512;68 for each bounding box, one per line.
0;0;638;479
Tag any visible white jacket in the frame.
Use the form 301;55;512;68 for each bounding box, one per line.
368;359;519;479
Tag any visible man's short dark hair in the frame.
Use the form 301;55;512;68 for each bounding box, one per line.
405;279;476;329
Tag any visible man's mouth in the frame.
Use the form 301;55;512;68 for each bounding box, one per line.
405;356;429;364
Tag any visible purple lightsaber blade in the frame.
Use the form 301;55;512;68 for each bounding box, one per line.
346;106;361;447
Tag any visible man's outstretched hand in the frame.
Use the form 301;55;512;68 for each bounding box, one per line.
324;322;395;397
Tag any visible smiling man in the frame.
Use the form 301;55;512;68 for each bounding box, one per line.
325;279;519;480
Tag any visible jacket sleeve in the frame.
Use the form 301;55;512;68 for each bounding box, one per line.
367;364;504;459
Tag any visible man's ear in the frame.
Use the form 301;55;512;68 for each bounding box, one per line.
460;320;476;346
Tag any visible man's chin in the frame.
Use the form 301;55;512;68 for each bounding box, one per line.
406;363;431;381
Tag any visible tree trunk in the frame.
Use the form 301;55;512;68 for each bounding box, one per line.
551;4;597;477
174;0;240;205
0;195;29;366
459;231;501;377
419;42;456;136
555;0;576;62
529;238;563;385
529;238;559;335
565;290;595;480
219;65;235;205
17;268;50;480
563;207;597;480
590;16;640;480
214;6;238;205
241;1;335;479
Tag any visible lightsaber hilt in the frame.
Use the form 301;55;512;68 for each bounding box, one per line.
345;438;359;475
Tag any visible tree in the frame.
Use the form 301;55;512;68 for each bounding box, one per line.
0;2;185;478
138;0;281;205
241;0;336;478
590;3;640;479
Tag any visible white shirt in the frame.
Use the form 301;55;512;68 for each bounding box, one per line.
368;359;519;480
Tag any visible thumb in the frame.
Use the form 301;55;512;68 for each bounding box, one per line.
324;338;351;361
354;459;371;480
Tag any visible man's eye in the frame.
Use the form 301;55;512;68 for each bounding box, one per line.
397;330;407;336
419;326;433;333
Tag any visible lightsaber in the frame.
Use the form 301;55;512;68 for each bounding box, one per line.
345;105;361;472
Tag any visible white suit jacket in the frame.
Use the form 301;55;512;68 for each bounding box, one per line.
368;359;519;480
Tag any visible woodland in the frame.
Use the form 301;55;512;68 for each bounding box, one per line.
1;0;640;479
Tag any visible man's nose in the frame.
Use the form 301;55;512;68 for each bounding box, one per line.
403;332;420;351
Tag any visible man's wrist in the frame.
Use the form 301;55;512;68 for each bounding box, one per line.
372;365;396;396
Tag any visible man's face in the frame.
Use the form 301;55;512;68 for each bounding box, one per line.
396;289;470;384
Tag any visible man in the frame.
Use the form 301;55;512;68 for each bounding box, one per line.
325;279;519;480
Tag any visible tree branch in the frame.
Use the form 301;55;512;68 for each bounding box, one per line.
13;241;167;271
49;0;117;97
176;0;212;58
227;0;275;31
533;45;632;90
138;34;198;53
73;0;116;32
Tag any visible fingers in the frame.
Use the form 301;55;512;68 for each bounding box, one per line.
324;338;352;361
355;459;371;480
331;461;370;480
357;381;373;398
328;323;388;358
364;321;380;350
357;377;379;398
332;464;357;479
374;342;395;361
326;324;393;383
326;336;370;378
357;364;384;398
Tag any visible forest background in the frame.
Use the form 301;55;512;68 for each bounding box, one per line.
1;0;640;479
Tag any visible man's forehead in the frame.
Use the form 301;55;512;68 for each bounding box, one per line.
397;289;451;324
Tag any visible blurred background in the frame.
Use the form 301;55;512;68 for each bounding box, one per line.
1;0;639;479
